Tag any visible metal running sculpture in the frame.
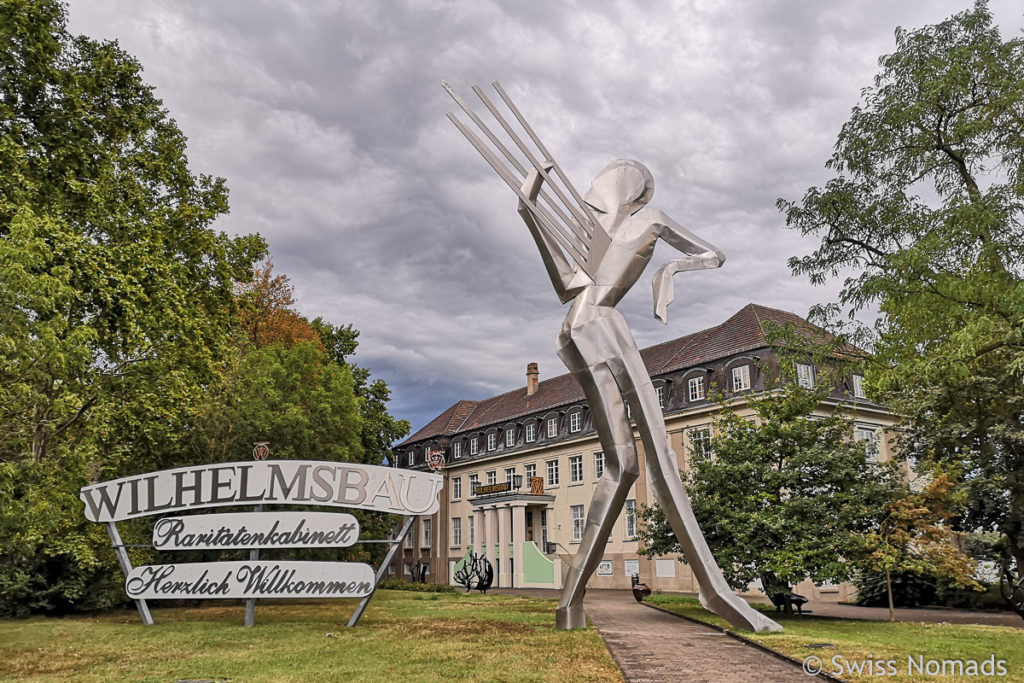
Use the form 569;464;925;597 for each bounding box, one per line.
444;81;782;633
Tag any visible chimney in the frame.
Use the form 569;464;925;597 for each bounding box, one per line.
526;362;539;396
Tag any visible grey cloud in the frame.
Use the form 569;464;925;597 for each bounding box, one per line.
67;0;1022;432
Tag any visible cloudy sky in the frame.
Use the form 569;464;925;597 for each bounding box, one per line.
67;0;1023;435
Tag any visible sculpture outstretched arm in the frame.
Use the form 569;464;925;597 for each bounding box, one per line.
519;163;590;304
650;210;725;324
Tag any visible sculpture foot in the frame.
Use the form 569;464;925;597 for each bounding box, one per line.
555;603;587;629
703;590;782;633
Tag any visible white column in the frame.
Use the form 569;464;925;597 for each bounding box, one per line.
497;505;511;588
511;503;526;587
484;506;497;574
473;508;484;557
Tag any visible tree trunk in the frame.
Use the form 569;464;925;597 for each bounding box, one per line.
885;567;895;622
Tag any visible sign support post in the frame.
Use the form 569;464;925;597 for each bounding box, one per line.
346;515;415;628
106;521;154;625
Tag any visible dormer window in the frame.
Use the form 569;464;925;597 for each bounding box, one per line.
407;450;415;466
852;374;866;398
470;437;479;455
506;426;515;447
526;422;536;442
569;412;581;433
688;376;705;401
547;416;558;438
797;363;815;389
732;365;750;391
656;385;665;408
453;441;462;459
487;432;497;451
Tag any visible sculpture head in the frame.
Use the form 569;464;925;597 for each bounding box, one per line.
583;159;654;216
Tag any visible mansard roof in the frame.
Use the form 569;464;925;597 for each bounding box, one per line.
400;303;815;446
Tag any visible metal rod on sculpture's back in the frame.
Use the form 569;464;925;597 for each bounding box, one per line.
443;109;589;260
443;81;611;277
445;111;591;265
491;81;603;235
346;515;416;628
469;84;596;242
106;521;154;625
442;82;590;248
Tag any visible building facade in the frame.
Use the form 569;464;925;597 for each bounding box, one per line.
391;304;896;601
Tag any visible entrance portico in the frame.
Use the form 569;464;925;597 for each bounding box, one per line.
469;478;557;588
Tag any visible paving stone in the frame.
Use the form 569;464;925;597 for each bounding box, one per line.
583;591;810;682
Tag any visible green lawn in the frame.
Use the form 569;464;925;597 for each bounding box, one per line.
0;591;620;682
645;595;1023;683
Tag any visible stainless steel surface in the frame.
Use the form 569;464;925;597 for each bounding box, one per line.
106;521;154;625
347;515;416;627
445;82;782;633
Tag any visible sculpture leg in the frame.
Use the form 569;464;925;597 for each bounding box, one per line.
555;358;638;629
619;351;783;633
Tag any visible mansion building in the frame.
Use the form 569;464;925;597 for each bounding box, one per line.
391;304;895;600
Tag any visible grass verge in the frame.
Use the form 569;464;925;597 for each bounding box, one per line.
644;594;1022;683
0;591;620;683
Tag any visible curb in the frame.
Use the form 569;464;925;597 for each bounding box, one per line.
641;602;850;683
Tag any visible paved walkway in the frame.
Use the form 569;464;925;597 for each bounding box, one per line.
490;588;1022;628
582;590;809;682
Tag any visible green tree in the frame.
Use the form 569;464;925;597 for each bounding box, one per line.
778;1;1024;618
312;318;410;465
0;0;264;614
638;371;898;612
192;340;364;463
858;472;980;621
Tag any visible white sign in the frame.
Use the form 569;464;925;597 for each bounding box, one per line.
596;560;613;576
624;559;640;577
124;561;375;600
152;512;359;550
80;460;443;522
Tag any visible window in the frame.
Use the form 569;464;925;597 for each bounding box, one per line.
688;376;705;401
422;519;431;547
468;516;475;545
541;510;548;549
505;467;516;483
453;441;462;459
569;455;583;483
407;450;414;466
856;426;880;461
469;474;479;495
852;374;866;399
452;518;462;546
656;385;665;408
594;451;605;479
690;427;712;459
569;412;581;433
470;438;478;455
486;470;496;485
452;476;462;500
524;463;536;481
547;417;558;438
797;363;815;388
487;433;497;451
571;505;585;542
526;422;536;442
732;365;750;391
406;526;415;548
505;427;515;447
625;499;637;538
546;459;559;486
